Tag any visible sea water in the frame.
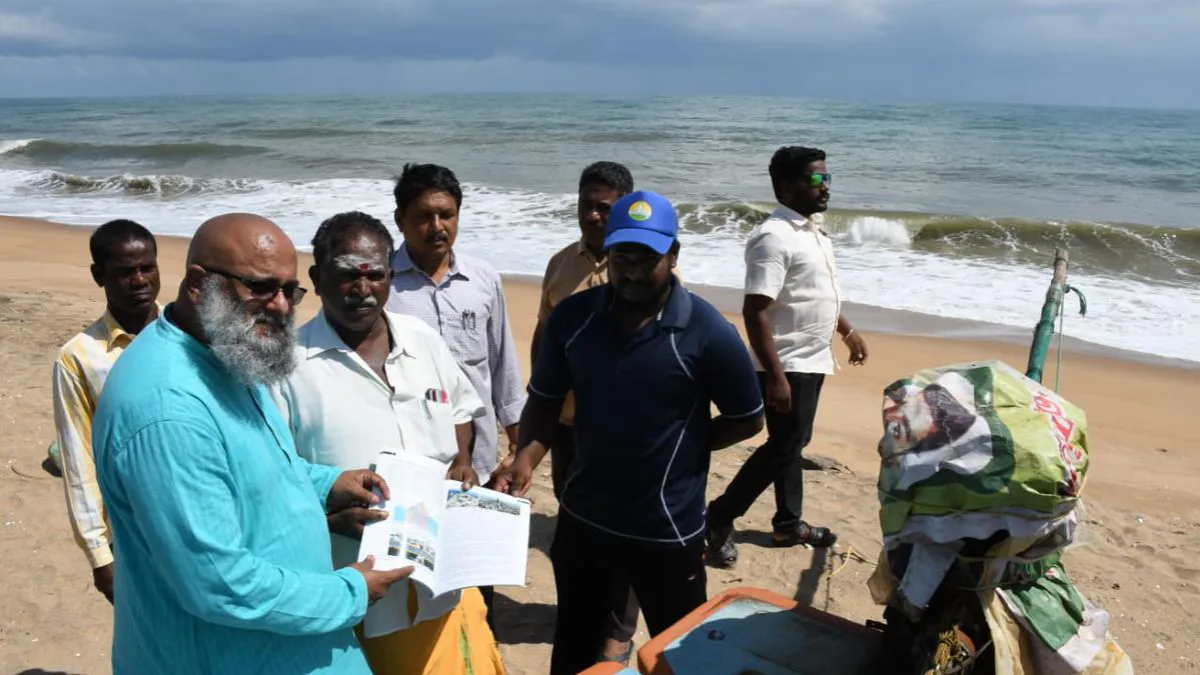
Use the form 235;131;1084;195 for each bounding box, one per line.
2;94;1197;362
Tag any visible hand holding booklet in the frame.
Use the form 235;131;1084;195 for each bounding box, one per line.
358;450;532;599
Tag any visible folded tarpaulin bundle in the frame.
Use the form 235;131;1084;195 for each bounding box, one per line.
984;558;1133;675
870;360;1131;673
877;359;1088;551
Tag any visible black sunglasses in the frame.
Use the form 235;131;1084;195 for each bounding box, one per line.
201;265;307;304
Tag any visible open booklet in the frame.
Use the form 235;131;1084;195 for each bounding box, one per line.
358;450;532;598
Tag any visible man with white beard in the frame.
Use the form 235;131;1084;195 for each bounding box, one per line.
92;213;414;675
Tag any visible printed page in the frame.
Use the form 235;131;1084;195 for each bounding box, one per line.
435;482;531;593
357;451;449;593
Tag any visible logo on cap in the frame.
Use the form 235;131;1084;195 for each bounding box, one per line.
628;200;653;222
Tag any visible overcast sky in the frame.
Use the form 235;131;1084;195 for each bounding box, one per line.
1;0;1197;107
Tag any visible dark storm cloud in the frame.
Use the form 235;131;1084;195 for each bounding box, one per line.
1;0;1197;105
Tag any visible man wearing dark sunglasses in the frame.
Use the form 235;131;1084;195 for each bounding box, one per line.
706;146;869;569
92;213;413;675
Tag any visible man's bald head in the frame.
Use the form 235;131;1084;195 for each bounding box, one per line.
187;213;296;272
179;213;301;309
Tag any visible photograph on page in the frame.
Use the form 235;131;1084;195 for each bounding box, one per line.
436;484;531;593
357;451;447;589
359;450;532;597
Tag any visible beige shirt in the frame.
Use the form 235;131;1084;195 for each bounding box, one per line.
744;206;841;375
538;241;607;425
538;240;609;324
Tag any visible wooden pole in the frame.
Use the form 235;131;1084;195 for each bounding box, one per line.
1026;248;1069;383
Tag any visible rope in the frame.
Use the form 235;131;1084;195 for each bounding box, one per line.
830;545;876;579
1054;290;1066;392
1054;284;1088;392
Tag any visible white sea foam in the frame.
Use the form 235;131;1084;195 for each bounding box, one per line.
0;139;39;155
1;167;1197;364
841;215;913;247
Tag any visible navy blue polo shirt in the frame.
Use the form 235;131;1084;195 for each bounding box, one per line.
528;279;764;548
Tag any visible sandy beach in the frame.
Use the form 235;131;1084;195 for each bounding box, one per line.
1;215;1198;674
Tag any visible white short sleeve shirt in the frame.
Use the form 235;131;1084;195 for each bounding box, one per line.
270;309;486;629
744;205;842;375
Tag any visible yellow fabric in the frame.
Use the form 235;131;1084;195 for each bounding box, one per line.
52;310;148;569
980;591;1133;675
357;587;505;675
867;551;897;606
872;557;1133;674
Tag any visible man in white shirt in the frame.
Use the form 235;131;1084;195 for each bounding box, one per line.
706;146;869;568
271;211;505;675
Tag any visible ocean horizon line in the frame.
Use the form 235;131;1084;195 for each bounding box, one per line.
3;91;1199;114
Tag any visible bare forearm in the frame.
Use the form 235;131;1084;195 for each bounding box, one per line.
516;398;561;470
709;416;765;452
454;422;476;465
837;315;855;337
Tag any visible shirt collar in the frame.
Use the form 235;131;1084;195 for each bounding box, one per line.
773;204;823;231
391;245;470;281
101;303;162;350
659;278;692;329
303;309;414;362
302;309;348;359
101;311;133;346
599;277;692;330
574;239;605;265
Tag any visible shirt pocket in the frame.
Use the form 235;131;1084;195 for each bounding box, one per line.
419;392;461;464
451;303;489;367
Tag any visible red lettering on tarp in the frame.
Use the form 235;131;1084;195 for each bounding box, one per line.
1032;392;1086;496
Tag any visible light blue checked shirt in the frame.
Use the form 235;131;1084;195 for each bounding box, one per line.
93;307;371;675
387;246;525;484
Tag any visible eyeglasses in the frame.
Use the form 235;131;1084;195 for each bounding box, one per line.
200;265;307;304
807;173;832;188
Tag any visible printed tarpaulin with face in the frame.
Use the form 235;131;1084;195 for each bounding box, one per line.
877;360;1089;543
870;361;1132;673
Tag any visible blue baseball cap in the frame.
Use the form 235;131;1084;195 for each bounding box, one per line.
603;190;678;255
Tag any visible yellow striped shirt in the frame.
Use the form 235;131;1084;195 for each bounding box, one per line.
52;309;154;568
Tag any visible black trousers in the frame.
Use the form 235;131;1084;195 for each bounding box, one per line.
709;372;825;530
550;423;640;645
549;513;707;675
479;585;496;632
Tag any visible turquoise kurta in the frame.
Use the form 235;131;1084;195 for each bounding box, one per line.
93;305;372;674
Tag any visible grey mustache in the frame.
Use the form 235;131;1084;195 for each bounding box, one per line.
345;295;378;308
